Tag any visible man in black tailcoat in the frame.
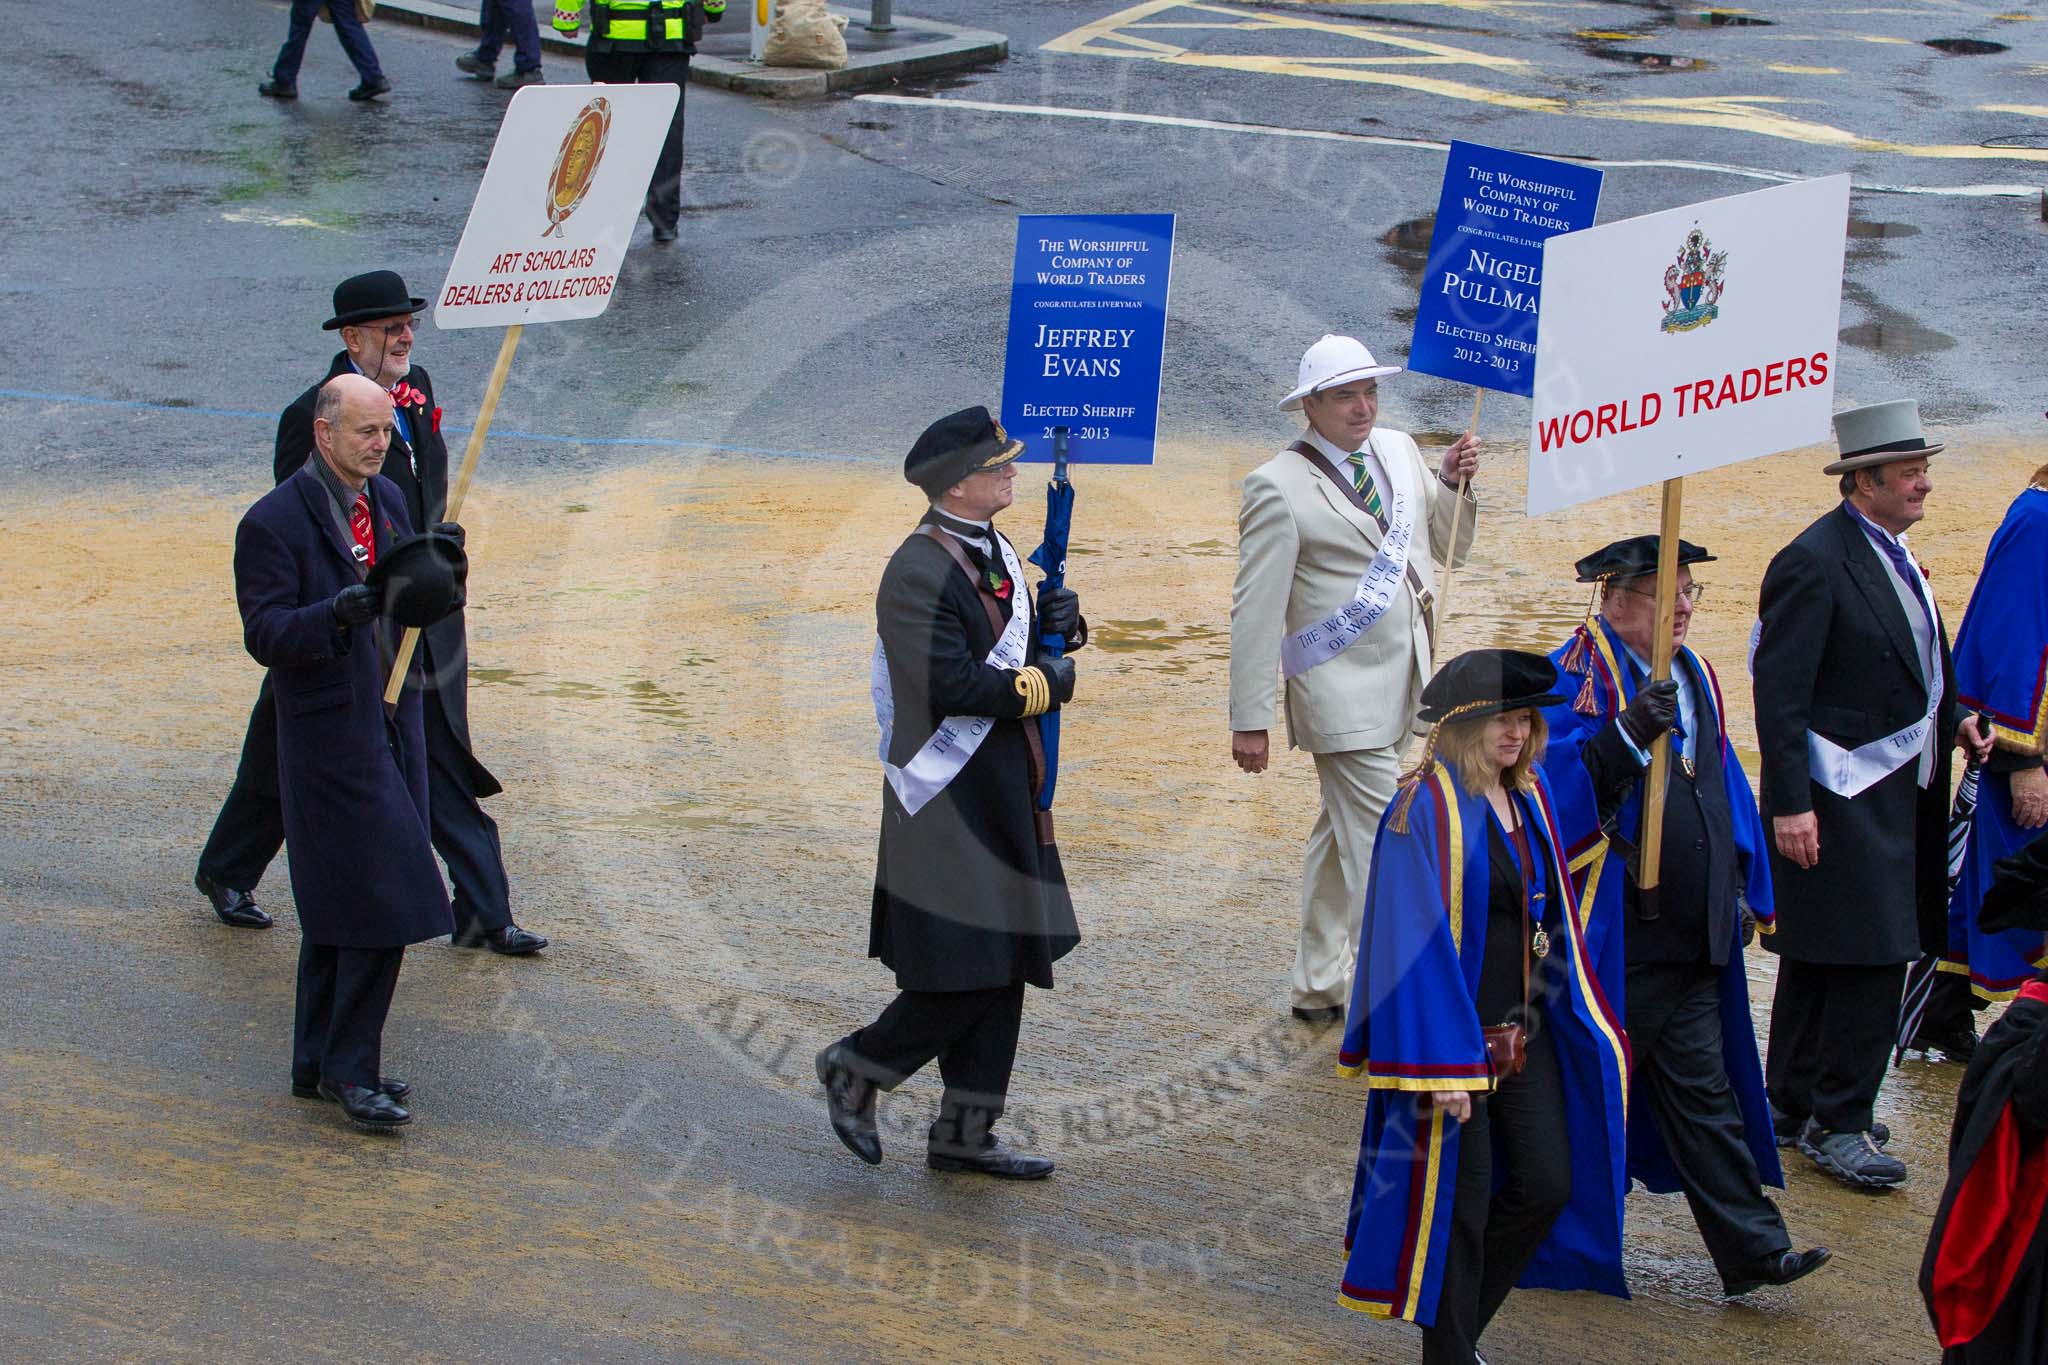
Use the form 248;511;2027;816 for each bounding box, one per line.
1754;400;1992;1188
237;374;456;1130
815;406;1085;1180
195;270;545;955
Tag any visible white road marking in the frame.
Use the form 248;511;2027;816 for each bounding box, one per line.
852;93;2042;199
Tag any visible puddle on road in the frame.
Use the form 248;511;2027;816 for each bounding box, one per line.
1671;10;1774;28
1847;220;1924;242
1840;281;1957;357
1925;38;2011;56
1584;46;1712;71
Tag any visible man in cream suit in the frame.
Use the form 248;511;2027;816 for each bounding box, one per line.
1230;334;1479;1022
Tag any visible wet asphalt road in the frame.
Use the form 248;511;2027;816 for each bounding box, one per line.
3;1;2047;1361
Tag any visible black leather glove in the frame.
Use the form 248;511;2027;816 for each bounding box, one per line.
1738;898;1757;949
431;521;464;548
330;583;378;628
1618;678;1679;749
1039;585;1081;640
1042;654;1077;706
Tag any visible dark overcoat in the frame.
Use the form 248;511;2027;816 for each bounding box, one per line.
275;354;499;796
235;467;454;949
1753;502;1961;965
869;521;1079;992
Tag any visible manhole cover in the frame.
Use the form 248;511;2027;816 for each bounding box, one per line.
1924;37;2009;55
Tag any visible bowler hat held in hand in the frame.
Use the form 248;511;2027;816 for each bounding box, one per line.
365;530;467;627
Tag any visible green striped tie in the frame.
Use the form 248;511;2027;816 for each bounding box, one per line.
1347;450;1384;518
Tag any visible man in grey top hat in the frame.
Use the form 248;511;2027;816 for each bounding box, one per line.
1753;399;1993;1189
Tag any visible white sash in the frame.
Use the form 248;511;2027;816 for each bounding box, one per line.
1808;530;1944;798
1280;439;1419;680
1807;703;1938;799
870;530;1032;816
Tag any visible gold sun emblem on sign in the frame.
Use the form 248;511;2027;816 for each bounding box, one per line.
544;96;612;238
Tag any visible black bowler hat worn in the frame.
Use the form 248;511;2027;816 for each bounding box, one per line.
325;270;427;330
365;530;468;627
1573;535;1716;584
1418;649;1566;724
903;405;1024;497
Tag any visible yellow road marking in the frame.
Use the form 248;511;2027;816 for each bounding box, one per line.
1767;64;1845;74
1043;1;2048;163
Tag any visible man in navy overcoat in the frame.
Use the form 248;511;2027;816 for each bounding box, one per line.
235;373;454;1131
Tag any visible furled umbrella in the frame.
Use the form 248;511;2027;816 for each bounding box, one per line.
1028;427;1075;811
1895;714;1993;1065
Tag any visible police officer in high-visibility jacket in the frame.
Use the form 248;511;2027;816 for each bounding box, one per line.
553;0;724;243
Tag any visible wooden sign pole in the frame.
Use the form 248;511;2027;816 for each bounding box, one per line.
1430;386;1484;636
1636;475;1685;894
383;322;524;705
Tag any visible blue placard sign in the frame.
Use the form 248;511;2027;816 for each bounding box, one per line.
1000;213;1175;465
1407;142;1603;398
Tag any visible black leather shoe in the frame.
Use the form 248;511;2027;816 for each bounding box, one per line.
1291;1004;1343;1024
815;1044;882;1165
1911;1025;1979;1063
294;1076;409;1101
318;1080;411;1130
348;76;393;101
1723;1246;1832;1297
454;924;548;955
928;1136;1054;1180
455;52;495;78
651;223;678;243
196;871;272;928
257;78;298;99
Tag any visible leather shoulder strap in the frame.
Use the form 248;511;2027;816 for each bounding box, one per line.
915;524;1006;640
1290;440;1385;531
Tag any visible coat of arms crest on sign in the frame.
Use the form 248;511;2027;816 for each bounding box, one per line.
544;97;612;238
1660;225;1726;333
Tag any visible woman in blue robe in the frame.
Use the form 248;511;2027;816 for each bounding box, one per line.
1338;649;1631;1365
1949;472;2048;1002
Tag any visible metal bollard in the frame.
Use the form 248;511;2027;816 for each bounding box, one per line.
867;0;894;32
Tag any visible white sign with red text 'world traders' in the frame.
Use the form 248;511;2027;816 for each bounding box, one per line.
1525;174;1850;516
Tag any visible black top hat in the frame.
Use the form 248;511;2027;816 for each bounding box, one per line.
365;530;468;627
1419;649;1565;724
324;270;427;331
1574;535;1716;584
903;406;1024;497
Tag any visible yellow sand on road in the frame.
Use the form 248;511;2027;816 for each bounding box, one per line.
0;427;2036;1359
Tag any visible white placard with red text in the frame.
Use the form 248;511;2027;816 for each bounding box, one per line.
435;83;679;330
1525;174;1849;516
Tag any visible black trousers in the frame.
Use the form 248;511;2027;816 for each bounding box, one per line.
845;982;1026;1150
1629;961;1790;1279
1765;957;1907;1134
198;682;511;936
1423;1022;1571;1365
293;941;404;1089
584;50;689;232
